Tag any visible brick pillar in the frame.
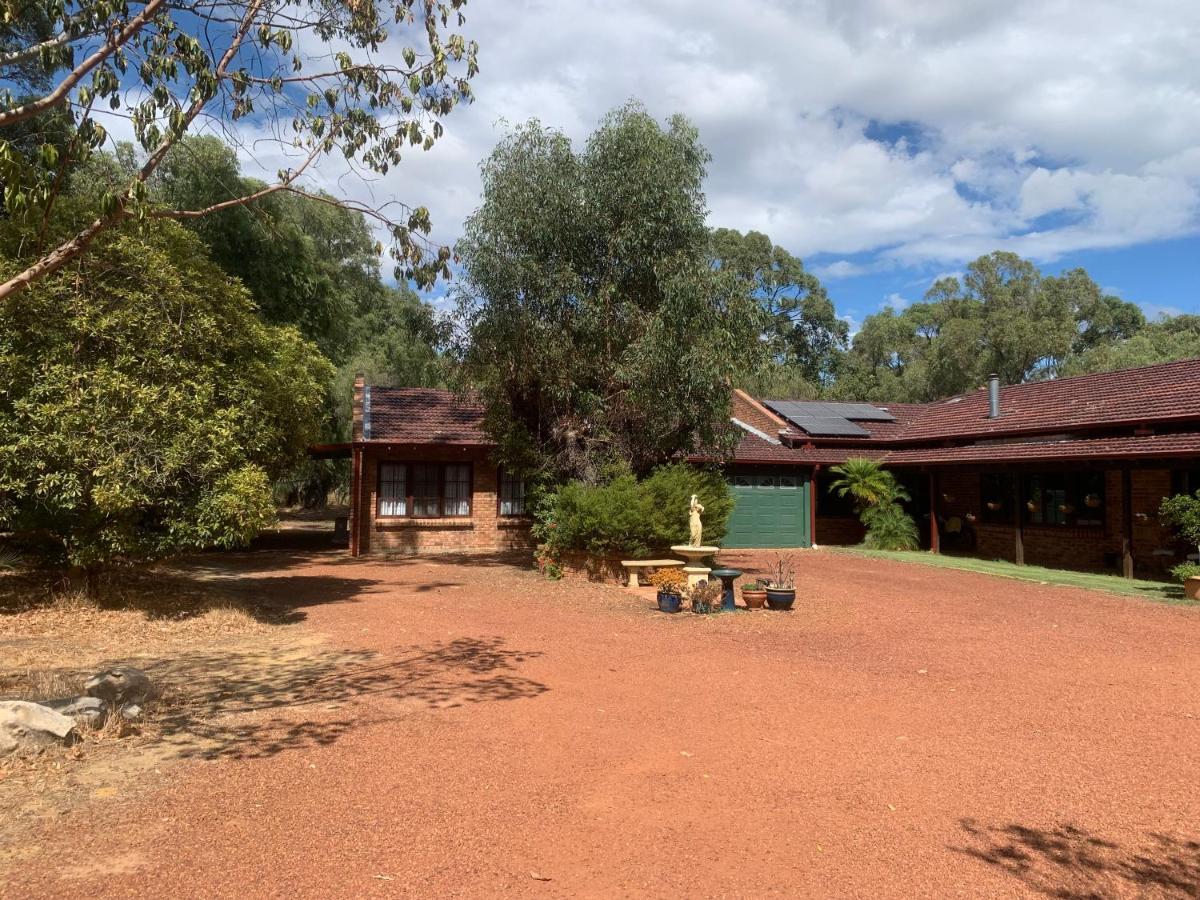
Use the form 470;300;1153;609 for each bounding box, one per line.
350;446;363;557
929;470;940;554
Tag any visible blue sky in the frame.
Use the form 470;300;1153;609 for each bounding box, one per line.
112;0;1199;328
811;236;1200;332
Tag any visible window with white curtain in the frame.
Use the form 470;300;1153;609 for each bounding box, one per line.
378;463;407;516
376;462;473;518
443;464;471;516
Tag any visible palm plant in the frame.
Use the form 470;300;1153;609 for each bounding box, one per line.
829;458;919;551
829;458;908;511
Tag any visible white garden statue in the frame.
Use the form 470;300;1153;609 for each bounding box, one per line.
688;494;705;547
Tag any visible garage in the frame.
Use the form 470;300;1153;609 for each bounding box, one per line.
722;469;811;549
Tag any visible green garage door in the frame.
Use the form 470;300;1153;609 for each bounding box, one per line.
723;471;811;549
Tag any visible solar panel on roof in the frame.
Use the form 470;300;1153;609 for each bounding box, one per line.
791;417;870;437
832;403;896;422
764;400;895;422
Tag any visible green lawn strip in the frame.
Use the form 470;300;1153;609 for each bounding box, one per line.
829;546;1189;604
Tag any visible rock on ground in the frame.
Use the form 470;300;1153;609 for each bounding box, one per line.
0;701;76;755
84;667;155;706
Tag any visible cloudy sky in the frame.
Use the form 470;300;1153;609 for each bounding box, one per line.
235;0;1200;327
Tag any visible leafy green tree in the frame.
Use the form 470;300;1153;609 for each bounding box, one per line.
0;0;479;301
710;228;847;384
453;103;766;481
151;136;403;364
834;253;1144;402
1159;491;1200;582
0;215;332;590
1061;315;1200;376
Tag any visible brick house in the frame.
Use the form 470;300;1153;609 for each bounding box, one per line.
717;358;1200;578
325;360;1200;577
318;377;533;556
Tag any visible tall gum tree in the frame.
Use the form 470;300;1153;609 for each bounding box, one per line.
452;102;767;482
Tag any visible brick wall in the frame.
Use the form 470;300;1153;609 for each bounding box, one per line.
354;445;533;556
814;515;865;546
928;466;1183;577
731;389;789;440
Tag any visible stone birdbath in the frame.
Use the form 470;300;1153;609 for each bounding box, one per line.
670;544;720;587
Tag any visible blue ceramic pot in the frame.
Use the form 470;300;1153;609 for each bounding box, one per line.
657;591;682;613
765;588;796;610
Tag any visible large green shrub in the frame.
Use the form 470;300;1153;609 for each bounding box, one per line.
861;500;921;551
533;464;733;558
0;219;331;587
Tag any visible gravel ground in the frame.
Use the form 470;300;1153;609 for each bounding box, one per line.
5;548;1200;899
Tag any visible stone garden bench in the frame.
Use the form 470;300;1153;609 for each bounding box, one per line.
620;559;685;588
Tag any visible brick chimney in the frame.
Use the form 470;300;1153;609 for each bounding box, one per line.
352;373;365;441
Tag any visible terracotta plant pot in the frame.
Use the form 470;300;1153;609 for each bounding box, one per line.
741;589;767;609
765;587;796;611
1185;577;1200;602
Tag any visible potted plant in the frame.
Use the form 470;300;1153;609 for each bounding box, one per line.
648;568;686;613
687;578;722;615
765;554;797;611
741;580;767;609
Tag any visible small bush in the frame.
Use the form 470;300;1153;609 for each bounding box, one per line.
647;567;686;594
533;464;733;558
1170;562;1200;583
862;500;920;551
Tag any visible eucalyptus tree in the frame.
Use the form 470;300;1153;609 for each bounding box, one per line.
834;252;1145;402
710;227;847;385
453;103;766;481
0;0;479;300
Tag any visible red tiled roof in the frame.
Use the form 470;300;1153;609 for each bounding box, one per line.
883;431;1200;465
366;387;489;445
897;357;1200;441
730;358;1200;467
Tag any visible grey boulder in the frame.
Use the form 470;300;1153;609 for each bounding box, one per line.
0;701;77;754
41;696;108;728
84;666;155;706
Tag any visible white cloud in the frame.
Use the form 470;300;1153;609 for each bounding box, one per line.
1140;301;1186;321
121;0;1200;278
815;260;868;279
882;292;911;311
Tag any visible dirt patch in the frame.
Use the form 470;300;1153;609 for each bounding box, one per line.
0;565;312;855
7;549;1200;898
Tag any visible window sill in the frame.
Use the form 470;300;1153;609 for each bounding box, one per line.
376;517;475;530
497;516;532;528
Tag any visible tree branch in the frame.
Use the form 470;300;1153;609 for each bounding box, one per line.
0;0;263;302
150;144;320;219
0;28;72;68
0;0;169;129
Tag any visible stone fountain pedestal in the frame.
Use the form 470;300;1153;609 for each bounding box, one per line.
671;545;719;587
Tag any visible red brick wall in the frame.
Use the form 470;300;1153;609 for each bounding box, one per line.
355;445;533;556
929;467;1182;577
814;516;865;546
731;389;789;440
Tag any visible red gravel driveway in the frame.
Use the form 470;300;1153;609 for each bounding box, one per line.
8;549;1200;898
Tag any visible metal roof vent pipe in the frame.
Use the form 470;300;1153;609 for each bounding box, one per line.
987;373;1001;418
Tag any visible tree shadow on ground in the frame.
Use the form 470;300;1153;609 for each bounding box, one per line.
145;636;547;761
954;818;1200;898
0;565;382;627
